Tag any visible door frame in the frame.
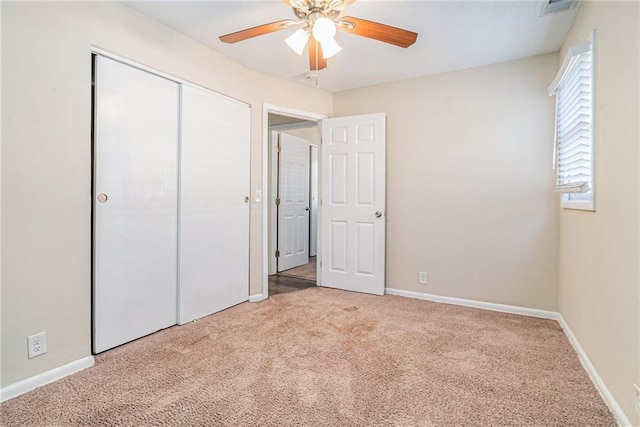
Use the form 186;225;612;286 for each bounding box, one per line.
260;104;326;301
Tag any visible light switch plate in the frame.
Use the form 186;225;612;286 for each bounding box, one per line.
254;190;262;203
418;272;428;284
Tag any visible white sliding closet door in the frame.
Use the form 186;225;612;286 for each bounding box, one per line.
93;56;179;353
178;85;250;324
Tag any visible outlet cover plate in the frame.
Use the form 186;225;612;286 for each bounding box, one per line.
27;332;47;359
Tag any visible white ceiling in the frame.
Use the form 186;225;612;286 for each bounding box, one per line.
123;0;578;92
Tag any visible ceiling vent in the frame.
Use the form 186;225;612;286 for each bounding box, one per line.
540;0;579;16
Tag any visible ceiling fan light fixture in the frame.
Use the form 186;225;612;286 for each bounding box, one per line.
219;1;419;73
312;16;336;43
285;28;309;55
320;37;342;59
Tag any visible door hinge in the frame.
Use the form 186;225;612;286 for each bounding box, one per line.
276;145;281;153
275;250;280;258
275;198;281;205
320;199;322;207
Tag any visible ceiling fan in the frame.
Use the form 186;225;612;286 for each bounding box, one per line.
219;0;418;71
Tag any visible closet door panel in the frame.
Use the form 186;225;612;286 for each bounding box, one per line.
93;56;179;353
179;85;250;324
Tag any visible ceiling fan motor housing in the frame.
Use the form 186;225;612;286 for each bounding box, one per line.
291;0;343;21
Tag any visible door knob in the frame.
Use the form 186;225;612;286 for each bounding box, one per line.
97;193;108;203
375;211;383;218
305;207;310;211
244;196;249;203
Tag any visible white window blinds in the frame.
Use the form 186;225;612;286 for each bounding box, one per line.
548;37;595;209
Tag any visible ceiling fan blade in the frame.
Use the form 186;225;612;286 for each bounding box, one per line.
219;20;292;44
338;16;418;48
309;35;328;71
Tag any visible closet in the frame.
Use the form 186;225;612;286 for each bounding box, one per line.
92;55;249;353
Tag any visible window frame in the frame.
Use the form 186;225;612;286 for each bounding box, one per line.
549;31;596;212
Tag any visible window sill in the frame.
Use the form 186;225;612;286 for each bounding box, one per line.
561;199;595;211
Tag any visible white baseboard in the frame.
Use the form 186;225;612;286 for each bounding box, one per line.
384;288;558;319
249;293;266;303
384;287;631;426
0;355;94;403
557;315;632;427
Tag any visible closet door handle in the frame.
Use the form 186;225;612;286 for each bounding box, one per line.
97;193;108;203
244;196;249;203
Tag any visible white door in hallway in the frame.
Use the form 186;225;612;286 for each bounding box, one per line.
320;113;386;295
93;56;179;353
277;132;311;272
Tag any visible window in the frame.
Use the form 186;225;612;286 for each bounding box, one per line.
548;32;595;211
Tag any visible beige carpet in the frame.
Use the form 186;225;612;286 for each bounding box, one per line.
278;256;316;281
1;288;615;426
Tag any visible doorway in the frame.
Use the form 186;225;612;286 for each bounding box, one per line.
261;106;387;299
269;115;318;295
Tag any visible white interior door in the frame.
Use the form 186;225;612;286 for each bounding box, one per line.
178;85;250;324
93;56;178;353
320;113;386;295
309;145;319;257
277;132;310;272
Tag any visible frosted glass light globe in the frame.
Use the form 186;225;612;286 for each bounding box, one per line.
312;17;336;43
320;37;342;59
285;28;308;55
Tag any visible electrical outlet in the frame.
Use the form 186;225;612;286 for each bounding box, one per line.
27;332;47;359
418;272;428;284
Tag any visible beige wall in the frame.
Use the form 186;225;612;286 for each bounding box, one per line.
334;53;559;311
1;1;332;387
278;126;319;146
556;2;640;425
